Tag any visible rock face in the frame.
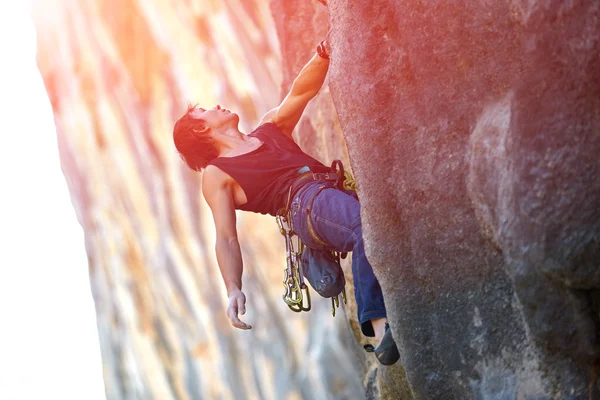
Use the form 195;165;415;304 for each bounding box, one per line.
321;0;599;398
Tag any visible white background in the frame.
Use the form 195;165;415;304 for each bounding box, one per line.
0;1;107;399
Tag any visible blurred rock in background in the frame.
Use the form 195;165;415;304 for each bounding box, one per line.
32;0;373;399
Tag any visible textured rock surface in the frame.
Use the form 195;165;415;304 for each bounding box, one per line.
324;0;599;398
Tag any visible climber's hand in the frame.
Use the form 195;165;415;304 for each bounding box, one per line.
227;289;252;330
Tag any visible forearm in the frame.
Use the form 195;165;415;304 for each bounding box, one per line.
290;52;330;99
215;238;244;295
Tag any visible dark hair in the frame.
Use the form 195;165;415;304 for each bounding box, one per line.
173;104;219;171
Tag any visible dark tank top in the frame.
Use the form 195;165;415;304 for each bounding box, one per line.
209;123;328;216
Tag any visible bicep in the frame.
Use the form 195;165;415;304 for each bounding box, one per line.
202;169;238;241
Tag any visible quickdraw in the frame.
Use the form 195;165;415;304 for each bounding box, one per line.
277;209;311;313
331;286;347;317
276;207;347;317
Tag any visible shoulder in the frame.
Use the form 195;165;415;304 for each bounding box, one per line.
202;166;238;228
258;109;294;139
202;165;233;199
258;108;277;127
203;164;230;184
252;117;294;141
253;120;278;133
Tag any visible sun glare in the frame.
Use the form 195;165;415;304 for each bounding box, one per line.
0;1;106;399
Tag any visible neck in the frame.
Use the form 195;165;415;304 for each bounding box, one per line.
213;126;249;156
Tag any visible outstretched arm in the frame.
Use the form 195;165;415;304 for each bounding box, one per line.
202;166;252;330
260;41;330;138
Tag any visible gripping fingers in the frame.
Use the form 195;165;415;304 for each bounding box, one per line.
228;308;252;330
227;295;252;330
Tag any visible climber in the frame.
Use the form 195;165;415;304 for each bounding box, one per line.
172;39;399;365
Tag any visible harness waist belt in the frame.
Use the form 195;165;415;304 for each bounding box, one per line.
283;168;340;212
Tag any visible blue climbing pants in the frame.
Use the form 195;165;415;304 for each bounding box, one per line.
290;181;387;337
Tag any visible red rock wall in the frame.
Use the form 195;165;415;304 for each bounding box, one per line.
324;0;600;398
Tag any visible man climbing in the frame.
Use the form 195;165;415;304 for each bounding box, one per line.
172;39;399;365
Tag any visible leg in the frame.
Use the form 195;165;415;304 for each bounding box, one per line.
291;183;400;365
292;183;387;337
371;317;387;341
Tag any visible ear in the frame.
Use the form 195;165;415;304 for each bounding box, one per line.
192;124;210;135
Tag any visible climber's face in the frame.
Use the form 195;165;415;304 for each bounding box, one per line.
189;105;239;131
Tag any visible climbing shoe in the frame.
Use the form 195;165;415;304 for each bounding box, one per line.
362;323;400;365
374;323;400;366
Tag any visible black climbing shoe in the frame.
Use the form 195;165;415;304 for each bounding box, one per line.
362;323;400;365
374;323;400;366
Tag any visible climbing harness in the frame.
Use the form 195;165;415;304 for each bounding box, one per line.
276;160;356;316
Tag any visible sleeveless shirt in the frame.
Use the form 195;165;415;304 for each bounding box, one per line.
209;123;328;216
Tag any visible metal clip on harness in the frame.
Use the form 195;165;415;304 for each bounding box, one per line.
331;286;347;317
277;207;347;316
277;209;311;313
